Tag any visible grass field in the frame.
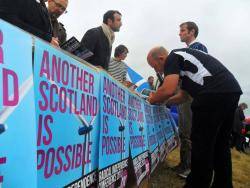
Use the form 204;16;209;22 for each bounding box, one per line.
148;148;250;188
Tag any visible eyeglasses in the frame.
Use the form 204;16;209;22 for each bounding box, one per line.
52;0;67;13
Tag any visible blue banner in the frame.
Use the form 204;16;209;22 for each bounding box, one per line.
158;106;171;161
161;108;175;140
34;39;100;187
0;20;36;188
127;94;149;185
144;103;159;173
165;109;178;153
0;19;179;188
98;72;130;188
153;106;166;162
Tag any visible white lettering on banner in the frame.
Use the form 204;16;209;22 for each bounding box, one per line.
174;51;212;85
66;171;96;188
98;160;128;187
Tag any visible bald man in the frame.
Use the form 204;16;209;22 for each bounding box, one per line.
147;46;242;188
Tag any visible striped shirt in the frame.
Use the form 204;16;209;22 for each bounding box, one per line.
108;57;127;82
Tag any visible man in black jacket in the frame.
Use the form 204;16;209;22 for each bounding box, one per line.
81;10;122;70
0;0;58;46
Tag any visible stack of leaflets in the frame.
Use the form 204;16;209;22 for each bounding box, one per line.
60;37;93;60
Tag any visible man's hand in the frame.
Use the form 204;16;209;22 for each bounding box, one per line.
148;74;179;104
165;89;189;105
123;80;133;88
96;66;105;70
50;37;59;47
148;92;155;104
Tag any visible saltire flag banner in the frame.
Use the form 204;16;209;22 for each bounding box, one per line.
0;20;37;188
34;38;100;188
144;103;159;173
0;19;179;188
165;109;179;153
126;66;150;92
127;94;150;186
153;106;166;162
98;72;130;188
158;106;172;162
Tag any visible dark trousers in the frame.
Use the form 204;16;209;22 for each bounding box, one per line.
231;132;244;151
184;94;240;188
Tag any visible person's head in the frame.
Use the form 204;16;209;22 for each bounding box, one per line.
147;46;169;74
114;45;128;61
179;21;199;45
48;0;68;18
103;10;122;32
239;103;248;110
148;76;154;86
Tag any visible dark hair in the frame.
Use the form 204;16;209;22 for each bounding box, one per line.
103;10;122;24
180;21;199;38
114;45;128;57
239;103;248;109
148;76;154;80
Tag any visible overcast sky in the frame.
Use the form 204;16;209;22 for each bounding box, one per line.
60;0;250;115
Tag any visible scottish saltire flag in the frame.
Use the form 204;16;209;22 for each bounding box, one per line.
126;66;150;92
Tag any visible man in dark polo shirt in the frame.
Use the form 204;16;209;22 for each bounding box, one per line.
147;46;242;188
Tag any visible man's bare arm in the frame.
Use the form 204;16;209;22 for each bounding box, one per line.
166;89;189;105
148;74;179;104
